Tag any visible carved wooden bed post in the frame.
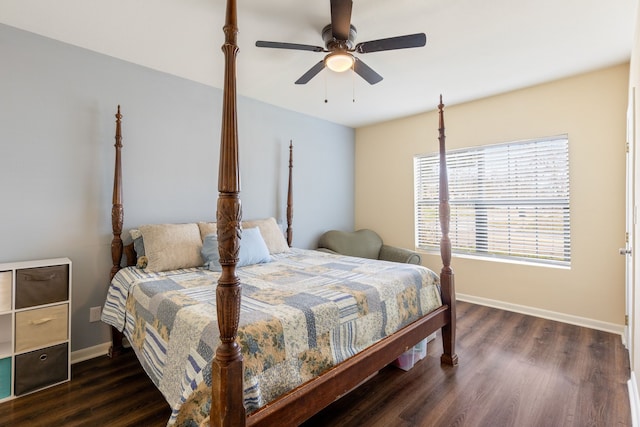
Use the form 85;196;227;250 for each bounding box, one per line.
286;141;293;247
109;105;126;358
437;96;458;366
110;105;123;281
210;0;246;425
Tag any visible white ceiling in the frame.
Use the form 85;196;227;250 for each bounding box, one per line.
1;0;637;128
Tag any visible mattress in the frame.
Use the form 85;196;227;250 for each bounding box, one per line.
102;248;441;426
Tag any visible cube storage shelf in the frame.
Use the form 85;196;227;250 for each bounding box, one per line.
0;258;71;401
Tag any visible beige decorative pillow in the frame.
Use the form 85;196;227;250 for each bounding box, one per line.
197;222;216;241
242;217;290;254
129;229;142;240
139;223;203;272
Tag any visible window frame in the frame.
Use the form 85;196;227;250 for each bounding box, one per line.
414;135;571;267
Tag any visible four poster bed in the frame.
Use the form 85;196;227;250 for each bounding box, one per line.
102;1;458;426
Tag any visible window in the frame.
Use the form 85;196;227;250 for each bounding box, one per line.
414;135;570;266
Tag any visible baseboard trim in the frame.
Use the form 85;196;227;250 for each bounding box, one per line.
70;342;111;364
457;293;625;336
629;372;640;427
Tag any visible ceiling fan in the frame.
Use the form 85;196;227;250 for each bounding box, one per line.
255;0;427;85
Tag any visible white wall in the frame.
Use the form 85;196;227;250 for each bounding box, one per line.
0;24;355;353
356;64;628;330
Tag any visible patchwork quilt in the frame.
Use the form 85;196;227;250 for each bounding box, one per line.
101;248;441;426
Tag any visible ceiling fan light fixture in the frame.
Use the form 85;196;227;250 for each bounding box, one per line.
325;51;354;72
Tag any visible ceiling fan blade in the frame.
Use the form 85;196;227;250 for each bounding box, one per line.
355;33;427;54
256;41;325;52
353;58;383;85
330;0;353;40
295;61;326;85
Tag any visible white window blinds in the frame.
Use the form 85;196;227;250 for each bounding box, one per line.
414;135;570;266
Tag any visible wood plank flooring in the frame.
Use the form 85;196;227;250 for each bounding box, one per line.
0;301;631;426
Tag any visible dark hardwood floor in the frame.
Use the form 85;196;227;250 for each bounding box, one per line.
0;301;631;426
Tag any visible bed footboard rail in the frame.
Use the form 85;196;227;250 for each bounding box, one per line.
247;306;449;426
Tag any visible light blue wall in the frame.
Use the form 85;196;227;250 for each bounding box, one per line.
0;24;355;353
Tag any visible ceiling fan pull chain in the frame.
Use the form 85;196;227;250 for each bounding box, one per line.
324;71;329;103
352;66;356;103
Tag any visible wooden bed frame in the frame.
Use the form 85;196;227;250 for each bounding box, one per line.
108;1;457;425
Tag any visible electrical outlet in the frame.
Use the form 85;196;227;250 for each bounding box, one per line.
89;306;102;322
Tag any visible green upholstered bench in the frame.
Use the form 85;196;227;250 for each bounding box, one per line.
317;229;421;265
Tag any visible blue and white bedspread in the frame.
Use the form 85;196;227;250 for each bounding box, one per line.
101;248;441;426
